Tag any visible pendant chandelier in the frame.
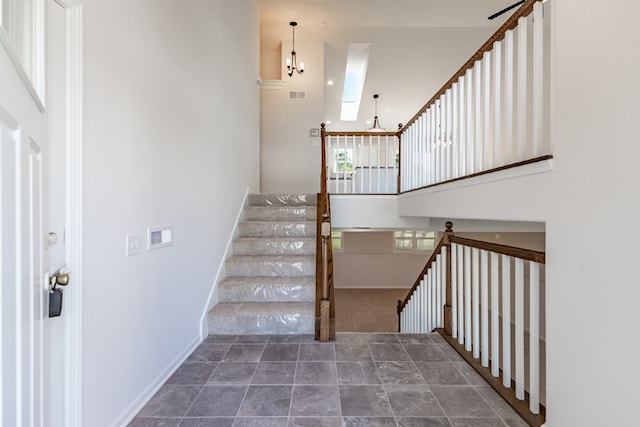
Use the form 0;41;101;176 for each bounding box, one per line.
369;94;385;131
285;21;305;77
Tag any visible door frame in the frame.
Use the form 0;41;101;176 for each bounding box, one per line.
54;0;83;425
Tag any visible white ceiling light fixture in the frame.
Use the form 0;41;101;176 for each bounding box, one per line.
285;21;305;77
369;94;385;131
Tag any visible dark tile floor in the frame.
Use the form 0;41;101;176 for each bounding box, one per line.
129;333;528;427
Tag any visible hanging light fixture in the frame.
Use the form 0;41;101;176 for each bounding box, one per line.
285;21;304;77
369;94;385;131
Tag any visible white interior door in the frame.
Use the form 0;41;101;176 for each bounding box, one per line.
0;0;66;425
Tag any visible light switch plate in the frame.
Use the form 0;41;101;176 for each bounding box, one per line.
126;235;142;256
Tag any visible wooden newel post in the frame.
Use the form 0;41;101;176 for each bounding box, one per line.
443;221;454;336
396;299;403;332
319;213;331;341
320;123;327;195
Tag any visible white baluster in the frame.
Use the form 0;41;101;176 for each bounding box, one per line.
457;243;465;345
481;249;489;367
483;51;492;170
530;261;540;414
427;268;436;332
359;136;364;193
327;137;332;192
464;245;472;351
502;254;511;388
459;74;467;177
420;112;425;187
351;136;356;193
474;60;482;173
440;95;446;182
515;257;524;400
434;258;440;330
368;135;373;193
409;295;414;333
385;135;390;192
517;16;528;160
493;40;503;168
393;135;397;193
466;68;474;174
491;252;500;377
451;243;458;338
532;1;543;157
504;30;514;165
446;89;452;181
441;246;447;328
452;83;459;179
430;106;436;184
377;135;381;193
435;100;441;183
419;274;429;332
472;247;480;358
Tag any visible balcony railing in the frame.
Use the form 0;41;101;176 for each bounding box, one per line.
320;0;552;195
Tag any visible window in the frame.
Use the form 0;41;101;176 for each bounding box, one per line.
333;148;353;173
331;231;344;252
393;230;435;252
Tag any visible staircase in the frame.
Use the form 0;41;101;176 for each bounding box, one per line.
207;194;317;335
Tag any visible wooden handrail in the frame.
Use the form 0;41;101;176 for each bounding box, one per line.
400;0;543;134
449;235;546;264
324;131;400;137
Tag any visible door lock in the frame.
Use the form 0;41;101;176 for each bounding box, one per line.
49;268;70;289
48;268;70;318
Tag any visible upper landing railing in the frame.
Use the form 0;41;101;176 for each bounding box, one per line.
321;0;552;195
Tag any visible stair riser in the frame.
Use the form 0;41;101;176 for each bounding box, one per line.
208;304;315;335
249;194;317;207
238;222;316;238
226;259;315;277
219;284;315;303
233;239;315;256
244;206;316;221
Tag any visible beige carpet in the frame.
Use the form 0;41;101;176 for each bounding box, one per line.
334;288;409;332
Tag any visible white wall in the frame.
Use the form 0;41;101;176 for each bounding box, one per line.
260;37;324;194
81;1;259;425
546;1;640;424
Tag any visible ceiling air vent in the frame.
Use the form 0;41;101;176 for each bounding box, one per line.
288;90;306;100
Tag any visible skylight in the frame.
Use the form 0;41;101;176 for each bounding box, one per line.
340;43;371;121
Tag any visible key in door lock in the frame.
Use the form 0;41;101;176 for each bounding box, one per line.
48;268;70;318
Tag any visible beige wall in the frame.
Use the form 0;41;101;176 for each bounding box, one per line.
333;231;429;289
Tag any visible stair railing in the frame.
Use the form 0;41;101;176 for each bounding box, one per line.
399;0;551;192
398;222;546;426
320;123;401;194
315;152;335;340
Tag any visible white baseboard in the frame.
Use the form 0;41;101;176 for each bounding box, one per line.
199;186;251;339
110;334;201;427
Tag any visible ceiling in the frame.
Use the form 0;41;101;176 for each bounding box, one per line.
257;0;521;130
258;0;514;47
